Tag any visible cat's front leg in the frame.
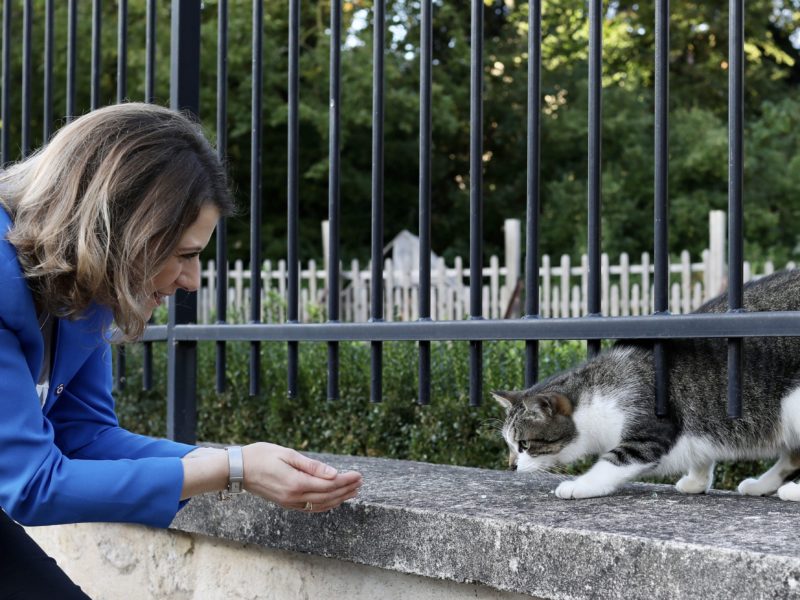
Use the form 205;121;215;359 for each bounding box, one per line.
555;458;654;499
739;451;800;497
675;462;715;494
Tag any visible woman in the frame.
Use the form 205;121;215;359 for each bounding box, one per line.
0;103;362;599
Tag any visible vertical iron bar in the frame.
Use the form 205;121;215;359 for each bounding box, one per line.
727;0;744;418
215;0;228;394
115;0;128;393
250;0;264;397
327;0;342;401
369;0;386;404
287;0;300;398
44;0;55;141
587;0;602;358
21;0;31;158
91;0;102;110
654;0;670;417
142;0;157;389
524;0;542;388
167;0;201;444
1;0;11;165
117;0;128;102
418;0;432;406
145;0;156;103
142;338;153;390
67;0;77;121
116;346;126;391
469;0;484;407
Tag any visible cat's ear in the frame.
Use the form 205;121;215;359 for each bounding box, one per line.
491;390;523;412
523;393;573;418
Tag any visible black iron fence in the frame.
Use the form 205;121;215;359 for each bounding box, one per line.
3;0;798;445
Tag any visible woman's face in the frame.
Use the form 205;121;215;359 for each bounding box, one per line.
146;203;220;318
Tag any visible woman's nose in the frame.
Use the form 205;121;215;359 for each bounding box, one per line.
178;258;201;292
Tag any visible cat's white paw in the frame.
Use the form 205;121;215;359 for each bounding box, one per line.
675;474;710;494
555;479;614;500
777;482;800;501
738;477;775;497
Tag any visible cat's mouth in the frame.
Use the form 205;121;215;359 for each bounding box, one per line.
516;452;557;473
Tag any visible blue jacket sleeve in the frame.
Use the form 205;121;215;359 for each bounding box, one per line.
0;327;187;527
46;342;197;461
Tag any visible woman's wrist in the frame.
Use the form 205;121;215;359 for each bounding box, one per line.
180;447;229;500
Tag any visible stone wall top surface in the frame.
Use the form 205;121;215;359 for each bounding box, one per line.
171;453;800;600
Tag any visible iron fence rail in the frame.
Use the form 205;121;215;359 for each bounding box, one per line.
141;312;800;344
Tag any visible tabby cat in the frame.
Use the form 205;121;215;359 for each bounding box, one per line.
494;269;800;500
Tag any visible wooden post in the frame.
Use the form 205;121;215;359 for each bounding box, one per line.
601;252;609;316
580;254;589;315
610;283;619;317
693;282;703;310
708;209;726;298
234;259;244;321
620;252;630;316
681;250;691;314
671;282;681;314
490;254;500;319
503;218;521;304
321;220;330;306
641;252;650;314
384;257;394;321
571;285;581;317
454;255;464;320
436;258;447;320
560;254;570;318
541;254;551;318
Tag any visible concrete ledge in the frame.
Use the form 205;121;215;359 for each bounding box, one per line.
172;454;800;600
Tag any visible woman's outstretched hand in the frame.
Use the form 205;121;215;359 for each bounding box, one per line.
181;443;362;512
242;442;362;512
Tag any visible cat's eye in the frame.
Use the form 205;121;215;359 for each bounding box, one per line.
518;440;529;452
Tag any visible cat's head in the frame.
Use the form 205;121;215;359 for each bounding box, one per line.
492;389;577;472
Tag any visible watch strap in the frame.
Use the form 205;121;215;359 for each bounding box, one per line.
225;446;244;494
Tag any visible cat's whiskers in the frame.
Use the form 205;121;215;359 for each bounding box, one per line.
480;418;506;434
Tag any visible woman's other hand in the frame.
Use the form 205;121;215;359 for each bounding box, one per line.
181;443;362;512
241;442;362;512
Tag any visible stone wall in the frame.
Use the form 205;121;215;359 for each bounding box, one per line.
25;453;800;599
26;523;532;600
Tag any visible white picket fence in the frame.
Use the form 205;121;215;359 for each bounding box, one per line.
195;211;795;324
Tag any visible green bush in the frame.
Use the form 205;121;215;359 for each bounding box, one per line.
115;338;586;471
115;338;768;489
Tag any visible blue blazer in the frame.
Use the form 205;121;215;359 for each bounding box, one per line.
0;207;196;527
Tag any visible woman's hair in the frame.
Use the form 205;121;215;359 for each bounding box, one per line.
0;102;235;340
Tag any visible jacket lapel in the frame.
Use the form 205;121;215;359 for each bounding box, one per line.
42;305;112;414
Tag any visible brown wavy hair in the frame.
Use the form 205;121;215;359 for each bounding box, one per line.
0;102;235;340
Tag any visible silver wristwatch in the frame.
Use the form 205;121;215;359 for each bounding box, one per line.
223;445;245;495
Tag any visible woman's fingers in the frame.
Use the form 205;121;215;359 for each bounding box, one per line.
282;450;363;490
285;451;339;480
292;485;361;513
285;466;363;494
297;480;362;507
